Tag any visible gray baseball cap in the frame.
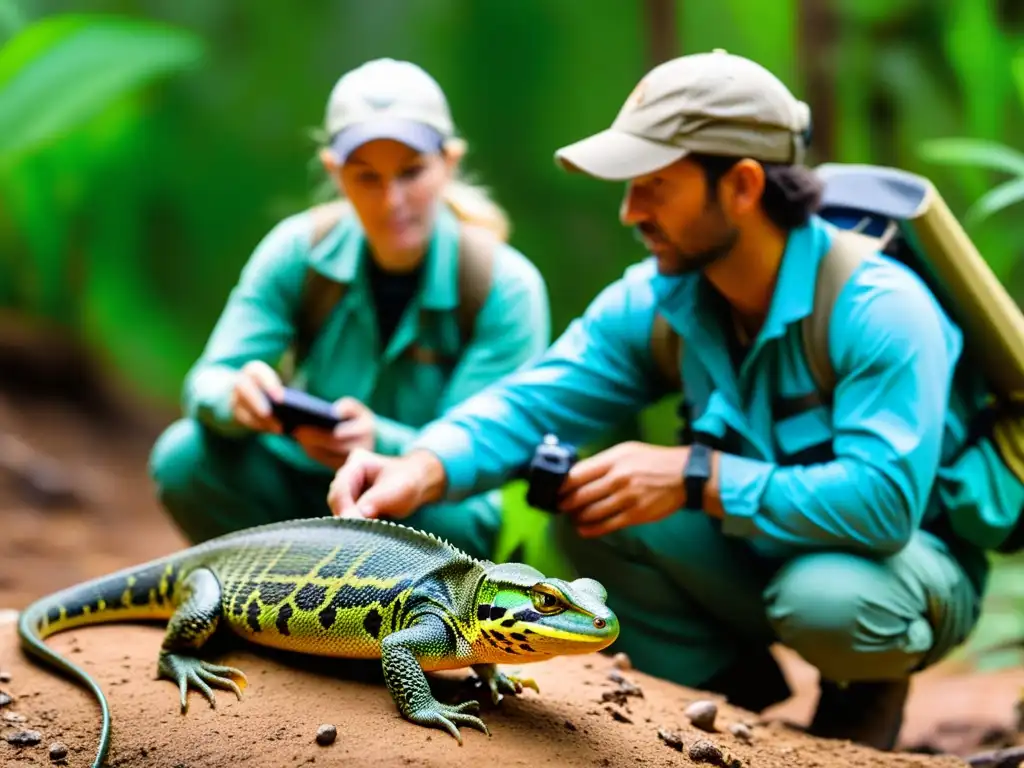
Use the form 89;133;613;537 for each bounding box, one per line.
325;58;454;162
555;49;812;180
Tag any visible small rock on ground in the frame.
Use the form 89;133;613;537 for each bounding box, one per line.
728;722;753;741
688;738;724;765
6;729;42;747
684;699;718;732
315;723;337;746
611;652;632;670
49;742;68;761
657;728;684;751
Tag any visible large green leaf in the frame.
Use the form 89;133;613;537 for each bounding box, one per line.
918;137;1024;177
965;176;1024;225
0;0;25;43
0;13;203;164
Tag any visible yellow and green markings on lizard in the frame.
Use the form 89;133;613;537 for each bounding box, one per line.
218;545;423;656
37;563;179;636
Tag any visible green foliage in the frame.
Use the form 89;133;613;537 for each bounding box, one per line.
0;13;203;166
0;10;204;392
919;52;1024;234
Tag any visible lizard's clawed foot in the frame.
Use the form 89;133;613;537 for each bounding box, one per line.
405;698;489;745
158;652;248;713
473;663;540;705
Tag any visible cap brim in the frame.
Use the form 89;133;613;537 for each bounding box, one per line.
331;118;445;161
554;129;688;181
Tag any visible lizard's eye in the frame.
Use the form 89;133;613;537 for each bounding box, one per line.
531;587;563;614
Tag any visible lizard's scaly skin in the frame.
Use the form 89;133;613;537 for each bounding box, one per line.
18;516;619;767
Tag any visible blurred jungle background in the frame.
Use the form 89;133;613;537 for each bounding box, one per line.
5;0;1024;754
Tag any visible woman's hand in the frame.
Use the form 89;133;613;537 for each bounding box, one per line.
293;397;376;470
229;360;285;433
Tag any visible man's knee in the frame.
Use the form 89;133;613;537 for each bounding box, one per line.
764;551;935;682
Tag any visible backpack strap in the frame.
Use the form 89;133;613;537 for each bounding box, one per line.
650;312;683;390
293;201;350;364
800;229;875;401
453;223;497;346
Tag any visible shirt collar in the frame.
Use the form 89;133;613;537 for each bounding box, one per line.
306;201;462;310
651;214;833;342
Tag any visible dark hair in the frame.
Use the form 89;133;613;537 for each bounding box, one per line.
688;153;823;231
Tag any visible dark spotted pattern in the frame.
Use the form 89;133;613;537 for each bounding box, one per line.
500;618;516;628
294;583;327;611
258;582;294;605
489;605;506;621
276;603;293;636
513;608;542;624
363;608;383;639
246;600;262;633
511;632;527;642
477;604;491;621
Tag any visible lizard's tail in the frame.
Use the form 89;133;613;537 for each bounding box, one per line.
17;556;182;768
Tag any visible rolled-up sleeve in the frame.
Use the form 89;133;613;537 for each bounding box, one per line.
719;265;962;555
411;265;666;500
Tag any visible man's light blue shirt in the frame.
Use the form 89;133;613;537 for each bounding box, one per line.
410;214;1024;560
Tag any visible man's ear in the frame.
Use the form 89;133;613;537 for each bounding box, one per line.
722;159;766;218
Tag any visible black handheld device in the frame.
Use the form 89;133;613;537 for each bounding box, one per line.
524;434;578;513
271;388;346;435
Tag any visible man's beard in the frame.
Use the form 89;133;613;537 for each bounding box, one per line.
635;222;739;276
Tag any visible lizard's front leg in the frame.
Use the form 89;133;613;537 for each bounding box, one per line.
380;614;488;745
157;567;248;713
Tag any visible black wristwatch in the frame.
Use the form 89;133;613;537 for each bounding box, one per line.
683;442;712;511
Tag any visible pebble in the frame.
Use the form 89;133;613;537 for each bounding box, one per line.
6;729;42;747
0;690;12;707
49;742;68;761
611;652;632;670
0;672;11;683
728;722;753;741
315;723;337;746
688;738;724;764
684;699;718;732
657;728;684;751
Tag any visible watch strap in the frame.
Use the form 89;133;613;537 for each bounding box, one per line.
683;442;712;511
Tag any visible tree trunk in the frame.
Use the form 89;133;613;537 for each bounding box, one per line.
643;0;680;70
796;0;837;163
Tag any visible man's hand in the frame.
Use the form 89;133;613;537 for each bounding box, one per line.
327;448;448;521
557;441;691;538
293;397;375;470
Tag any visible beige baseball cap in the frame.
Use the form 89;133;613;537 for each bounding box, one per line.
324;58;454;161
555;49;812;180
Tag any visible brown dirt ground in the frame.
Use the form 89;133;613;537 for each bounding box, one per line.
0;388;1020;768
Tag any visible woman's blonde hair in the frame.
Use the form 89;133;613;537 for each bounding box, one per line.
308;131;511;242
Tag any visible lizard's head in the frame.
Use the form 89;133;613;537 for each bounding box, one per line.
475;562;619;660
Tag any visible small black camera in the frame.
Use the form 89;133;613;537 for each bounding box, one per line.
525;434;578;513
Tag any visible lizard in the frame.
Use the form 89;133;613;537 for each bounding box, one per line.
18;515;620;768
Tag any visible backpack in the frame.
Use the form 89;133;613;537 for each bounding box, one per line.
651;162;1024;553
281;199;498;377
